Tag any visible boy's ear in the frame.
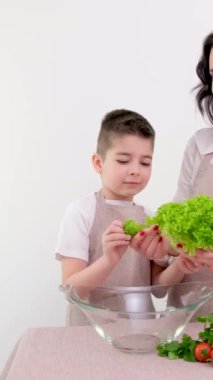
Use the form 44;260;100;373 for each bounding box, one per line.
92;153;103;173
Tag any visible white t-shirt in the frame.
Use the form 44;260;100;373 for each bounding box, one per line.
55;193;96;261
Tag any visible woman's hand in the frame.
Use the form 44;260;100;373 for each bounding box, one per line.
130;225;176;260
195;249;213;270
152;249;203;286
102;220;131;265
173;253;203;274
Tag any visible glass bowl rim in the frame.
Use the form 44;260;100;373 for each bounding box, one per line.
60;280;213;315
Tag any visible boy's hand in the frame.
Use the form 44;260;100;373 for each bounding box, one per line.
130;225;172;259
102;220;131;265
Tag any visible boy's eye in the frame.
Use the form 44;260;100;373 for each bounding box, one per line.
116;160;129;164
116;160;151;166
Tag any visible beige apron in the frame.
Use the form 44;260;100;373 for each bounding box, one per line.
66;190;152;325
170;154;213;319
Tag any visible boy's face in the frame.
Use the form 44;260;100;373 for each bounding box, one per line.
92;134;153;201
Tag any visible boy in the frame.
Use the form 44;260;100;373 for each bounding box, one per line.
55;109;166;324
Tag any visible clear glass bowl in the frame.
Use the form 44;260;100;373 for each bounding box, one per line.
60;281;213;354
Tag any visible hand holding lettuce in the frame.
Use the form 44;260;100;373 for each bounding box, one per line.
123;195;213;256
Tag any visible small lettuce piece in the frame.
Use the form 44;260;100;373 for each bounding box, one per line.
123;219;145;235
145;195;213;256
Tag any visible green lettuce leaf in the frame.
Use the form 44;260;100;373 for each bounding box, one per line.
146;195;213;255
123;195;213;256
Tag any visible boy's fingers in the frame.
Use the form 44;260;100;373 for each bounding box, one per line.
103;233;131;242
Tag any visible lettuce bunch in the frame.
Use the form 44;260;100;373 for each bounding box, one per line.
124;195;213;256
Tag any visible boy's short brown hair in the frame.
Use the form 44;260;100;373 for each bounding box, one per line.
97;109;155;158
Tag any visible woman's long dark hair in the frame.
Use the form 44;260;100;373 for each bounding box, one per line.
195;32;213;124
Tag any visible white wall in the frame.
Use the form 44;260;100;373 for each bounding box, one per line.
0;0;212;368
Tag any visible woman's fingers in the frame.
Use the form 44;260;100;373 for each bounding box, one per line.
177;249;213;270
130;225;168;259
195;249;213;266
142;234;163;259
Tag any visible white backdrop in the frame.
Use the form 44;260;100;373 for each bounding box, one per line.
0;0;212;368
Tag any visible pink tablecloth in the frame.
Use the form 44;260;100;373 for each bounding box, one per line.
1;323;212;380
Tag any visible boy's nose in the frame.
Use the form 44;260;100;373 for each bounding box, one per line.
128;165;140;175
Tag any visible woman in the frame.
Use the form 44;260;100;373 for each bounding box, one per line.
174;31;213;203
131;33;213;319
131;31;213;273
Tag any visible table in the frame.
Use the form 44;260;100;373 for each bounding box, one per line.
1;323;212;380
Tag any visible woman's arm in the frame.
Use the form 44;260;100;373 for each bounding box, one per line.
173;134;198;202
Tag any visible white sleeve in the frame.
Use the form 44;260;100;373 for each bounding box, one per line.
55;195;96;261
173;135;198;202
